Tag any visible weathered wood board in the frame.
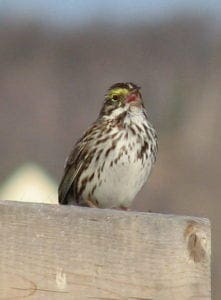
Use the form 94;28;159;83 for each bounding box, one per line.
0;200;211;299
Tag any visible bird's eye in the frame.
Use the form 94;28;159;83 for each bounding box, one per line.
112;95;118;101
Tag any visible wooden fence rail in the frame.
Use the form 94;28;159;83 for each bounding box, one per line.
0;200;211;299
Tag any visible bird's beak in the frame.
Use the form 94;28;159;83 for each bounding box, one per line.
126;88;141;104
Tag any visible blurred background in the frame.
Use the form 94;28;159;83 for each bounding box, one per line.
0;0;219;297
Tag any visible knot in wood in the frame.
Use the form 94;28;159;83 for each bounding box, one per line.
184;220;207;263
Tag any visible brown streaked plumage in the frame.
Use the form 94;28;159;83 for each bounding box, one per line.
58;82;157;209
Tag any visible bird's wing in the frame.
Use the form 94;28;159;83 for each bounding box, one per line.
58;122;99;204
58;141;87;204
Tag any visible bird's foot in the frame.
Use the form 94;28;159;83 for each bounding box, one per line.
119;206;130;211
85;198;99;208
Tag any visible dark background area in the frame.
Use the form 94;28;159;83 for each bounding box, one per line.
0;3;219;297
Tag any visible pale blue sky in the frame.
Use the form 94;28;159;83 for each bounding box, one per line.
0;0;221;26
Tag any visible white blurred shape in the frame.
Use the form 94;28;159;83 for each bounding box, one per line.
0;163;58;204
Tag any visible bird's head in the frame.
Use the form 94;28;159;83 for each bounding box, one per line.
99;82;144;118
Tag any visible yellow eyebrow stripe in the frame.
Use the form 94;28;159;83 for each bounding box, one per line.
107;88;130;98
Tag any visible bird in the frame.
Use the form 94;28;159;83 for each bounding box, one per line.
58;82;157;210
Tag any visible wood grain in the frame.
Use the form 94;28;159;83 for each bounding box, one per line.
0;200;211;299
